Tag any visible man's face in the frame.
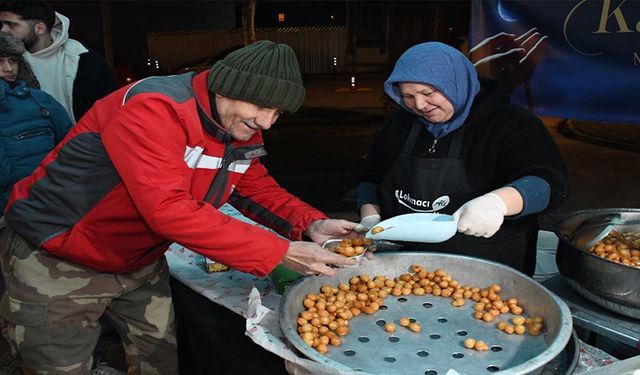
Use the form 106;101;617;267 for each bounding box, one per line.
215;94;282;141
0;12;37;49
0;56;19;81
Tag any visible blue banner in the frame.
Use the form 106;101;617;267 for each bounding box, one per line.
469;0;639;124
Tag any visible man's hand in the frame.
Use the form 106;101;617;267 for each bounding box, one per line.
353;214;381;233
282;241;357;276
453;193;507;238
304;219;359;244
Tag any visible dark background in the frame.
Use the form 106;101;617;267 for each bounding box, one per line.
49;1;470;80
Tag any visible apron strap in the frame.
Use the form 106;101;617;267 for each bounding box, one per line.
447;126;465;158
401;119;424;154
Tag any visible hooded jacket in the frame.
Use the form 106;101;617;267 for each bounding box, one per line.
0;79;71;211
5;71;326;276
23;12;116;122
0;30;39;88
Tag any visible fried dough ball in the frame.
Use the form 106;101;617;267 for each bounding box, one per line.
474;340;489;351
371;226;385;234
464;338;476;349
408;322;422;333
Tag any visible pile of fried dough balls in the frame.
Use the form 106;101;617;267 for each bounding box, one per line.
296;264;544;354
587;230;640;268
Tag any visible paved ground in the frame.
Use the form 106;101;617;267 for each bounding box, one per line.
1;73;638;373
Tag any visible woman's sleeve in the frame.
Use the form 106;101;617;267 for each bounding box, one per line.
497;107;569;213
0;143;10;192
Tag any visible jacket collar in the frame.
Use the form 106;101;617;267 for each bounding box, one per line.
192;71;231;142
0;80;30;111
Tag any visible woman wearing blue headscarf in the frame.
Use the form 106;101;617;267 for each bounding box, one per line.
355;42;568;275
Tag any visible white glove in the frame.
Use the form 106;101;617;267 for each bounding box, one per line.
353;214;381;233
454;193;507;238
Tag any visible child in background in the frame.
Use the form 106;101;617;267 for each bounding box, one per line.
0;31;72;212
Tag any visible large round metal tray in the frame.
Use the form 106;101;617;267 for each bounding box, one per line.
555;208;640;319
280;252;573;375
540;329;579;375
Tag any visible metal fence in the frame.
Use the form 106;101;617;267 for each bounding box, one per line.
147;26;347;74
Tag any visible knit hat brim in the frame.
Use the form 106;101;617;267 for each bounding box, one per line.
207;40;305;113
209;60;305;113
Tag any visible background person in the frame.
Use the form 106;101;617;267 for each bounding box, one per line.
0;28;72;366
355;42;568;275
0;30;71;212
1;40;357;374
0;0;117;122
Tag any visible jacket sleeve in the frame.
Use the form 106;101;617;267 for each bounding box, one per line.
496;105;569;212
43;92;73;143
229;159;328;241
100;96;288;277
0;143;10;211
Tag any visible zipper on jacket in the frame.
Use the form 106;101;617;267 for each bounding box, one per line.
211;140;233;207
428;139;438;154
15;128;51;140
204;142;267;208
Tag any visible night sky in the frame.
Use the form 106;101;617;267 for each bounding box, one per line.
49;1;468;81
51;1;348;77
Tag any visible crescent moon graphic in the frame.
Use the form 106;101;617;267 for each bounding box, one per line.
497;0;519;22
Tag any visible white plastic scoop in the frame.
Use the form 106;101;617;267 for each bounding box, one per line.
365;213;458;243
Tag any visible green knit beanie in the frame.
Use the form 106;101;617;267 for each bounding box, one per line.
208;40;305;113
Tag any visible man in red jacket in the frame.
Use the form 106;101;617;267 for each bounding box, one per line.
0;40;358;374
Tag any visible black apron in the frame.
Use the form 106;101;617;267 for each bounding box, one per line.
378;120;528;273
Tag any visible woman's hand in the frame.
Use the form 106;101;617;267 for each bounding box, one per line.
454;193;507;238
453;187;523;238
353;214;381;233
354;203;382;233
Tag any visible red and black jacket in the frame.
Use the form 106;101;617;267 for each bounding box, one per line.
5;71;326;276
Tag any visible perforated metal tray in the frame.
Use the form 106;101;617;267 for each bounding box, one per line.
280;252;573;375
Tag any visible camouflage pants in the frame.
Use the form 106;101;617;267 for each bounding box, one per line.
0;226;178;374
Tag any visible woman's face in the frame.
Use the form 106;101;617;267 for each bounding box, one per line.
398;82;454;123
0;56;19;82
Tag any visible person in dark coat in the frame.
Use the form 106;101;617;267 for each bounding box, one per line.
0;30;72;357
355;42;569;275
0;30;71;212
